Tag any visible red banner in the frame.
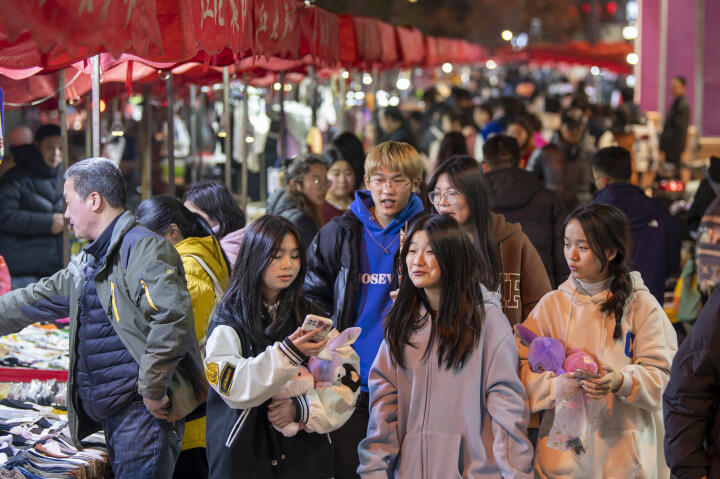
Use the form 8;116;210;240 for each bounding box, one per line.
190;0;253;57
396;26;424;66
254;0;302;59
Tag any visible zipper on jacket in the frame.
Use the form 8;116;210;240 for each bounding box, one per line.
225;409;250;448
140;279;159;311
110;281;120;323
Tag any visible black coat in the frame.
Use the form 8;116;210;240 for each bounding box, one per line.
266;188;320;251
484;167;569;287
529;133;596;211
0;145;63;278
205;299;334;479
663;286;720;479
660;95;690;160
302;210;363;331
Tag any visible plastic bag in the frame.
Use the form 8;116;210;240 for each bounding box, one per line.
548;376;600;455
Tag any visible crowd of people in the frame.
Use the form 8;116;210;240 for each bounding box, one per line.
0;72;716;479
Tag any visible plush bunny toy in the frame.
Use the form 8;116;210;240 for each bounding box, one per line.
271;327;362;437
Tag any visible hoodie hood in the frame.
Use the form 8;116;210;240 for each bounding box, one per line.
266;188;295;216
11;144;59;179
593;183;661;232
558;271;649;304
484;168;542;211
350;190;424;234
491;212;522;243
175;235;229;286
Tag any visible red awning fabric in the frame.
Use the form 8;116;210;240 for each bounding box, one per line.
396;26;425;66
0;0;165;69
299;6;339;66
352;17;383;66
376;21;398;66
253;0;302;60
337;14;358;65
495;41;633;74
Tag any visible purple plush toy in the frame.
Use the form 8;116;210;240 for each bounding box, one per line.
514;324;567;375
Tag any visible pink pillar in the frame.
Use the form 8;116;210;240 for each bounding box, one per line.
704;0;720;136
638;0;660;112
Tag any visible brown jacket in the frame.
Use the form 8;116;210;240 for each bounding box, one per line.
492;213;551;326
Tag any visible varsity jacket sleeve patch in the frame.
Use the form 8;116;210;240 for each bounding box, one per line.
127;236;195;401
0;268;72;336
303;332;361;434
204;325;304;410
357;341;400;479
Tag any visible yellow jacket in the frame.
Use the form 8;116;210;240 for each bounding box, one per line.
175;235;230;451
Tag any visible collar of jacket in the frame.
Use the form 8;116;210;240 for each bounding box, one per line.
86;211;136;276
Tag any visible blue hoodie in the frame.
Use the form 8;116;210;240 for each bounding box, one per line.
594;182;681;304
350;190;425;391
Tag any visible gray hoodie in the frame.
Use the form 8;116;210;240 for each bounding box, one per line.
358;289;534;479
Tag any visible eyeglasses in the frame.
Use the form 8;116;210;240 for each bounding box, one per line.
368;177;411;191
428;190;461;205
306;176;331;187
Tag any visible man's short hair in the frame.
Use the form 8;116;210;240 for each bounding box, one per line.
561;107;586;128
64;158;126;208
592;147;632;182
483;134;521;169
673;76;687;87
365;141;423;181
35;124;61;144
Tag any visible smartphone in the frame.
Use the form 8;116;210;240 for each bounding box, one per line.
572;370;601;380
301;314;333;343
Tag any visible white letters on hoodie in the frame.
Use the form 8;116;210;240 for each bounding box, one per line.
517;272;677;479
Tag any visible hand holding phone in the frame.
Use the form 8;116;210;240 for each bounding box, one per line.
301;314;333;343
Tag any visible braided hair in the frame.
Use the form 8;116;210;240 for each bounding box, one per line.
565;204;633;340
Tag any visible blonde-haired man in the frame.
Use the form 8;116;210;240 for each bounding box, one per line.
303;141;426;478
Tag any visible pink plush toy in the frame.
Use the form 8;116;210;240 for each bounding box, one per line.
271;327;362;437
563;348;599;376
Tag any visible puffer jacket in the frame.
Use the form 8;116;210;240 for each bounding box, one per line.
0;144;63;278
175;234;230;451
302;209;363;331
518;273;677;478
664;285;720;479
527;133;596;211
0;211;207;447
485;167;569;287
267;188;319;250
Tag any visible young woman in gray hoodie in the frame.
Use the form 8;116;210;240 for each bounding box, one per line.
357;214;534;479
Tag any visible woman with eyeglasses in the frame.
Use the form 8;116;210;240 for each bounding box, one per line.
428;155;551;326
267;154;330;250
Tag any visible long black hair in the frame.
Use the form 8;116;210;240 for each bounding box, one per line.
216;215;306;347
386;214;485;371
135;196;214;239
184;181;246;238
331;132;366;189
565;203;633;340
427;156;501;291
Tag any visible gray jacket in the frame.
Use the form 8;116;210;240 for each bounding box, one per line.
0;212;207;446
358;290;534;479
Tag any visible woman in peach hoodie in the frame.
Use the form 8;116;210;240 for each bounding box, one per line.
517;203;677;478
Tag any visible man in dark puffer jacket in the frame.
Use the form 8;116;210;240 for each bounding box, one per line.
483;134;569;287
0;124;64;288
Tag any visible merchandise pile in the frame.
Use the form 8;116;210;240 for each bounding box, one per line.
0;400;109;478
0;324;69;371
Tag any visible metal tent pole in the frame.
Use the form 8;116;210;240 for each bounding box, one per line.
59;70;70;266
189;84;198;184
279;71;287;162
240;74;249;209
142;84;152;200
223;66;232;191
166;73;175;197
90;55;101;158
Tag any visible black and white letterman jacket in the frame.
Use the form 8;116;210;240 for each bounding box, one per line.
204;300;360;478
